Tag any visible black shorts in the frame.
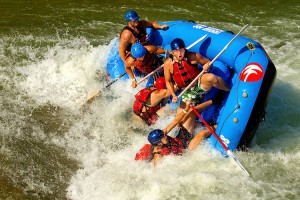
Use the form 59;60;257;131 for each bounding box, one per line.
175;126;194;149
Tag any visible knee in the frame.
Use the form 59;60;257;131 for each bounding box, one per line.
207;73;219;83
195;130;205;139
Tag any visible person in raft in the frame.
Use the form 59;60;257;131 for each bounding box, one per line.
132;77;176;126
119;10;169;88
163;38;230;133
126;43;167;83
135;97;222;166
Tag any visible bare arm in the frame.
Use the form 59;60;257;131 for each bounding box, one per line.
193;100;213;110
156;89;171;99
163;100;213;136
188;52;211;72
124;57;137;88
152;147;161;166
195;53;211;72
144;45;166;55
163;102;191;134
181;100;213;122
147;89;171;107
119;30;134;62
142;20;168;30
125;64;135;79
164;58;177;102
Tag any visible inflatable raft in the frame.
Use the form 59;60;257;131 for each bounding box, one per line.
106;20;276;153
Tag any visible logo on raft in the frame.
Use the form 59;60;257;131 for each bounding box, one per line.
239;63;264;82
220;135;230;145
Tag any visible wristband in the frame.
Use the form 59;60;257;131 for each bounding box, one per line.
131;78;136;82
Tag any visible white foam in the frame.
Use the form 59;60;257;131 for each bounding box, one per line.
15;37;115;110
7;24;300;199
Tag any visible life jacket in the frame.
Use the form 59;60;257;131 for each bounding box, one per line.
134;50;158;74
132;87;161;126
135;144;152;161
120;25;148;48
135;136;184;161
160;136;184;156
172;54;200;88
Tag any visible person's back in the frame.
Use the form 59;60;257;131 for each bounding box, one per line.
132;77;170;125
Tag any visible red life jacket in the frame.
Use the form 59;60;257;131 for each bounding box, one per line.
135;136;184;161
172;57;200;88
135;144;152;161
134;51;158;74
133;88;161;126
160;136;184;156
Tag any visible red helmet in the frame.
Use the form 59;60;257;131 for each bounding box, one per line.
155;77;166;90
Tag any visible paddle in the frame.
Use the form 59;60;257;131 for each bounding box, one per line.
137;34;208;85
81;71;127;105
190;105;250;176
105;71;127;88
83;34;209;105
177;24;249;98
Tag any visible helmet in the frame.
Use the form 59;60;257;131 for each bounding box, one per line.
148;129;164;145
131;43;146;58
171;38;185;50
155;77;166;90
125;10;140;21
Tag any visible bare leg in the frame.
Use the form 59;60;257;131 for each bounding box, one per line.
200;73;230;92
188;124;217;150
213;75;231;91
188;129;211;150
181;111;196;134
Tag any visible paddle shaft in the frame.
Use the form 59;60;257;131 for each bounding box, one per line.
137;34;207;85
190;105;228;150
210;24;249;64
177;24;249;98
190;105;250;176
105;71;127;88
136;65;163;85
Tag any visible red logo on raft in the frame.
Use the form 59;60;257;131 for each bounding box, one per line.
239;63;264;82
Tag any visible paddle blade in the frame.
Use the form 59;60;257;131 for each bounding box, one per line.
227;150;250;176
81;89;101;106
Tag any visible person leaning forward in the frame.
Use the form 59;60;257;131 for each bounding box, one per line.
132;77;173;126
119;10;168;88
126;43;166;88
135;94;224;166
145;124;216;166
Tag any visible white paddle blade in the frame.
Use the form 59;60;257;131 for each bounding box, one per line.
81;89;101;105
227;150;250;176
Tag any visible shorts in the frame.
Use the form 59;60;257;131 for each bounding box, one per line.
181;85;207;105
175;126;194;149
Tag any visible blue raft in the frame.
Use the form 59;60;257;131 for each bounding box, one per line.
106;20;276;153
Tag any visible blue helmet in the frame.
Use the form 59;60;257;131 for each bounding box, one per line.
131;43;146;58
125;10;140;21
148;129;164;145
171;38;185;50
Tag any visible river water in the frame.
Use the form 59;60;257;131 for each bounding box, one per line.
1;0;300;199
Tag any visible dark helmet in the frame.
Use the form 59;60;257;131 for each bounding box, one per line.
155;77;166;90
131;43;146;58
148;129;164;145
171;38;185;50
125;10;140;21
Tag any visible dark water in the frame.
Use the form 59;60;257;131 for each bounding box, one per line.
1;0;300;199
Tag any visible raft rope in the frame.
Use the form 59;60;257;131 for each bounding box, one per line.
216;51;255;142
